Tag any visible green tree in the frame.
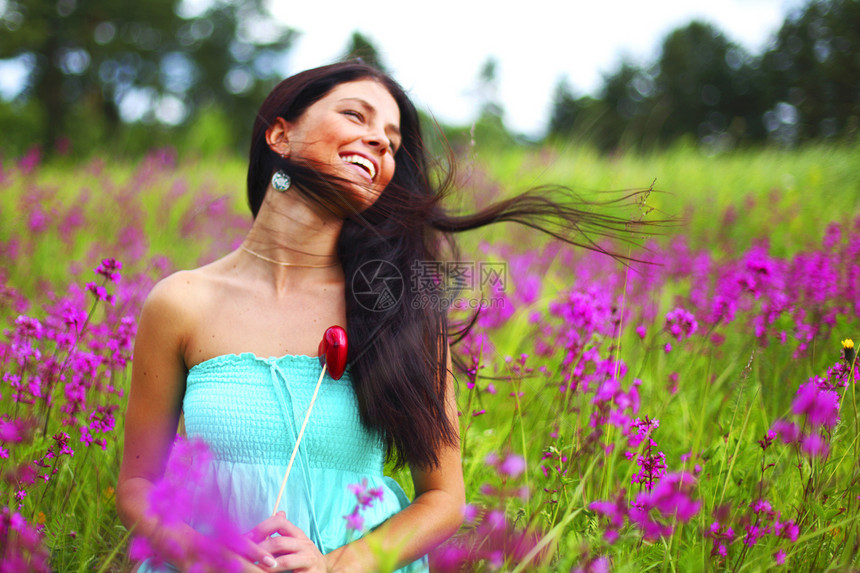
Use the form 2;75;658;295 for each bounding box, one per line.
652;20;767;146
598;60;658;148
548;2;858;150
469;57;515;150
476;57;503;120
547;78;618;151
0;0;295;155
550;23;768;152
548;79;581;137
760;0;860;142
340;31;388;73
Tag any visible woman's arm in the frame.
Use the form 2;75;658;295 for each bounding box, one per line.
116;275;277;572
323;345;465;573
117;275;189;533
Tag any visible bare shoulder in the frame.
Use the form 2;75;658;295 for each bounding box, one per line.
136;267;223;353
141;269;210;320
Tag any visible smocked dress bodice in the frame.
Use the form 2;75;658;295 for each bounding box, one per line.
138;353;427;572
185;353;383;472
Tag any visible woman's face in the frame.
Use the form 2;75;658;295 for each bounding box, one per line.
276;79;402;210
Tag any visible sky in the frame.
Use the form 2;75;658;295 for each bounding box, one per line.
0;0;803;136
269;0;801;136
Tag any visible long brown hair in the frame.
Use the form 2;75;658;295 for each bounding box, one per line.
248;62;660;470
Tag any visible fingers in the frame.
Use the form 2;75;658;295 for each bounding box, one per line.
272;514;312;540
223;527;279;570
209;541;276;573
258;543;327;573
246;512;290;542
181;547;269;573
258;534;308;556
268;553;327;572
247;511;311;542
249;513;326;573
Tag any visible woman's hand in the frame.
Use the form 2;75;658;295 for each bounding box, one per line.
137;518;277;573
170;513;322;573
248;512;328;572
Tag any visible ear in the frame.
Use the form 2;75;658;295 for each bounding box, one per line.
265;117;291;158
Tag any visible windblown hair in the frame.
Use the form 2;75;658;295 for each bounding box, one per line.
248;62;660;470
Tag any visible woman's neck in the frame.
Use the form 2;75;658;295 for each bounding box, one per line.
241;187;343;276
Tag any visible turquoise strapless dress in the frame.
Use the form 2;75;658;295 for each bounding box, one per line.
139;353;428;572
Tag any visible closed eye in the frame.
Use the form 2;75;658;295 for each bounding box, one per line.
343;110;364;122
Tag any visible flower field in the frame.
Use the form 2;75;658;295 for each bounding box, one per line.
1;143;859;572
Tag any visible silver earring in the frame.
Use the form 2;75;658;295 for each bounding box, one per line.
272;170;291;192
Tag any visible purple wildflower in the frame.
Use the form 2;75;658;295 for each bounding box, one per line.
346;478;384;509
774;517;800;542
18;145;41;174
774;549;786;565
791;382;840;429
0;417;30;443
95;258;122;283
0;508;50;572
631;451;667;491
462;504;478;523
134;437;245;571
771;419;799;444
665;307;698;341
646;472;701;522
342;478;385;534
87;282;116;306
708;520;736;558
758;430;776;451
499;454;526;478
800;433;829;458
590;491;627;543
343;508;365;532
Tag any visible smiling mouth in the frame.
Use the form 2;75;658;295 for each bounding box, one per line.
340;154;376;181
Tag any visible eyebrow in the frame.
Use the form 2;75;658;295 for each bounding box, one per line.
340;97;402;140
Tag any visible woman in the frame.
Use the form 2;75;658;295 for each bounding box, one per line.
119;62;465;573
118;62;652;572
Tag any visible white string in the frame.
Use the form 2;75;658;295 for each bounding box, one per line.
271;363;328;516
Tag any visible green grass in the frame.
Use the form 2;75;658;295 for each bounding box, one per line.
1;141;858;571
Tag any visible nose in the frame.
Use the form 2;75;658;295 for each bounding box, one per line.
363;127;391;155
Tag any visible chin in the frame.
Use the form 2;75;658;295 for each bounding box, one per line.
345;182;383;213
349;195;381;215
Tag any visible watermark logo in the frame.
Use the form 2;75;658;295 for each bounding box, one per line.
480;262;507;291
352;259;508;312
352;260;404;312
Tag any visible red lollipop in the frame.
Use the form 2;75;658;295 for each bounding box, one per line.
273;325;349;516
317;325;348;380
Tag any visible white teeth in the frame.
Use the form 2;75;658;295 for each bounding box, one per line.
341;154;376;180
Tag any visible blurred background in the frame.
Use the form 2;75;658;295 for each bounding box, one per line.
0;0;858;159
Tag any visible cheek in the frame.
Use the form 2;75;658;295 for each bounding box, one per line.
379;160;397;189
